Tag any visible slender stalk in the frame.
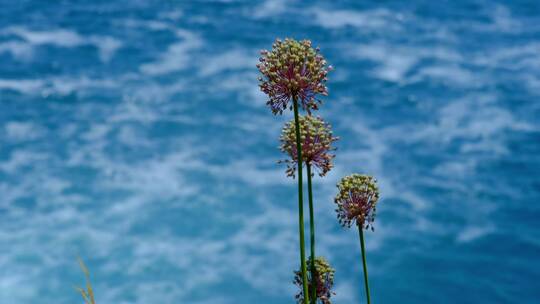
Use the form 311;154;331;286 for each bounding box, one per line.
359;226;371;304
293;95;309;304
306;163;317;304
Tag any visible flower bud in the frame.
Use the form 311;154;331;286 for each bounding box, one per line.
257;38;332;115
334;174;380;230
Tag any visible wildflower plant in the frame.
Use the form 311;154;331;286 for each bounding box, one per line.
258;37;332;304
294;256;335;304
334;174;380;304
280;114;338;303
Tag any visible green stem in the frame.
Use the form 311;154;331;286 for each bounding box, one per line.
293;96;309;304
307;163;317;304
359;226;371;304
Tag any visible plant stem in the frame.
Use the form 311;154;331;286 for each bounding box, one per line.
293;95;309;304
307;163;317;304
359;226;371;304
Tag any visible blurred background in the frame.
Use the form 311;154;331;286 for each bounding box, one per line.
1;0;539;303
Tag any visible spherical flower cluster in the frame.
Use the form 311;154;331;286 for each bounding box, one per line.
280;115;338;178
257;38;332;115
294;256;335;304
334;174;380;230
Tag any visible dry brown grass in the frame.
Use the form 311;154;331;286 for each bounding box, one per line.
76;258;96;304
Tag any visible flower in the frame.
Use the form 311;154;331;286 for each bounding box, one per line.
257;38;332;115
279;115;338;178
334;174;380;230
294;256;335;304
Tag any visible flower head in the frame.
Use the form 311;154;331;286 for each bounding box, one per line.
294;256;335;304
334;174;380;230
257;38;332;115
280;115;338;178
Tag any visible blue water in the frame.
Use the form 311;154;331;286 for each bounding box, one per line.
1;1;539;303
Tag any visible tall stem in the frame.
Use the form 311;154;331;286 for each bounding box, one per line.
307;163;316;304
359;226;371;304
293;95;309;304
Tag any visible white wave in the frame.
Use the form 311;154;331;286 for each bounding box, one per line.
0;149;49;174
52;76;119;96
410;65;478;87
350;38;538;93
209;158;288;187
473;42;540;70
433;159;477;178
198;49;256;76
1;26;122;62
88;36;122;62
457;225;494;243
413;95;534;154
375;53;415;83
311;8;401;30
102;153;201;202
213;71;267;107
0;76;118;96
0;41;33;60
252;0;291;19
464;4;524;34
158;9;183;21
120;18;170;31
349;43;462;83
472;42;540;93
490;5;521;33
5;26;84;46
107;100;160;123
0;275;38;303
335;115;388;176
0;79;44;94
226;204;298;293
4;121;43;142
140;29;202;75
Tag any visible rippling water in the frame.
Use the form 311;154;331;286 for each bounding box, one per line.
1;1;539;303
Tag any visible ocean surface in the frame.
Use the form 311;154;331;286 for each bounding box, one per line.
1;1;539;303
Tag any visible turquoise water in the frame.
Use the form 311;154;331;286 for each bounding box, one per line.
1;1;539;303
